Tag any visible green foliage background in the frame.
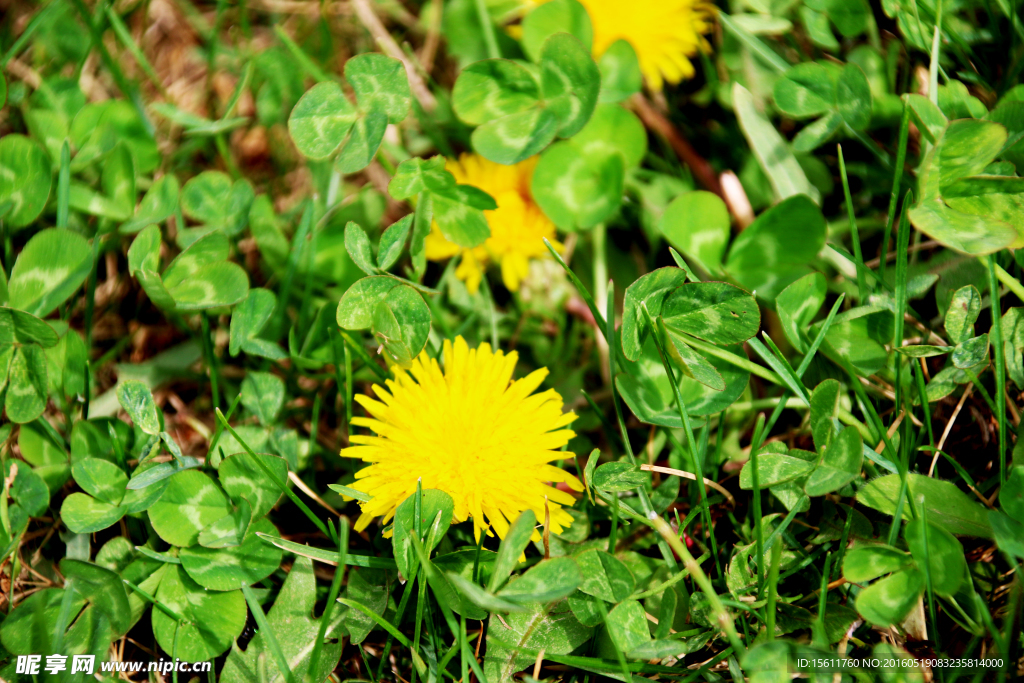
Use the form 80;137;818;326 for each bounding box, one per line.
0;0;1023;680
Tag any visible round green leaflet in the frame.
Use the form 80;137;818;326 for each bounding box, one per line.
531;104;645;231
218;450;288;520
842;545;913;583
7;228;92;318
0;134;52;229
219;557;345;683
660;282;761;347
61;492;127;534
904;519;967;597
337;275;402;329
658;191;730;274
4;461;49;517
597;40;641;103
344;53;412;123
72;457;128;506
288;81;359;160
854;568;925;627
724;194;827;303
18;421;65;467
152;565;247;661
5;345;48;424
239;371;286;425
773;62;839;119
179;518;285;591
120;174;180;234
484;602;592;682
605;599;651;653
117;379;161;435
616;338;749;426
148;469;232;547
181;171;242;226
453;33;600;165
392;489;456;579
539;33;601;139
574;548;635;603
0;308;59;348
372;284;432;365
0;589;86;655
61;558;133;636
532;142;626;232
520;0;593;62
620;267;690;362
836;63;873;131
497;556;582;605
452;60;542;126
166;260;250;312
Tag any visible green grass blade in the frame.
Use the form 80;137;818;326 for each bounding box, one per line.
838;146;868;301
242;582;298;683
123;577;189;626
988;259;1024;301
274;26;332;82
105;5;166;94
216;409;331;537
766;538;783;640
338;597;415;649
339;330;389;381
649;512;745;657
892;190;914;414
750;413;766;598
473;0;501;59
254;533;398;569
278;201;313;330
748;335;810;403
544;237;608;331
641;304;720;576
718;12;789;73
987;254;1008;484
57;141;70;229
674;332;783;386
308;518;349;682
813;552;832;647
929;0;944;106
222;62;254;119
918;502;942;652
913;357;935;448
1;1;62;66
605;280;677;569
879;98;912;284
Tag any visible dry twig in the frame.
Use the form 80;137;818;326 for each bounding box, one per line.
350;0;437;111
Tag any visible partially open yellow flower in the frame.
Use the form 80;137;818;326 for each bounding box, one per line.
342;336;582;541
526;0;715;91
424;154;561;294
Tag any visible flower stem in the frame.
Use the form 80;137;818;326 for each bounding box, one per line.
473;0;501;59
641;304;721;577
987;254;1008;484
593;223;610;383
649;512;746;657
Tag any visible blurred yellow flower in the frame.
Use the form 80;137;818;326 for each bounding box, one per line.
527;0;715;91
342;336;582;541
424;154;560;294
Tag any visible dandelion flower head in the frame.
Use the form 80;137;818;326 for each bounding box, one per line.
424;154;561;294
527;0;715;91
342;336;583;541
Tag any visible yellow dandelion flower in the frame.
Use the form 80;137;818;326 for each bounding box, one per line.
526;0;715;91
424;154;561;295
342;336;583;542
